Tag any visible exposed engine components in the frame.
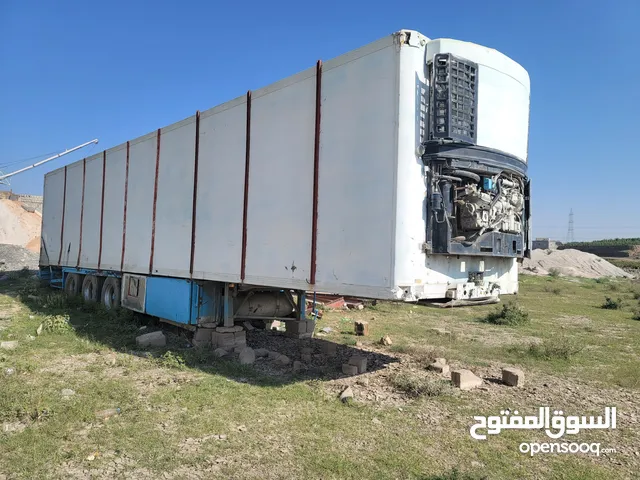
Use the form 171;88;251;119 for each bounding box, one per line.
457;177;524;235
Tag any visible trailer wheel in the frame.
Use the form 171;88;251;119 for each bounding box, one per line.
64;273;83;296
101;277;121;311
82;275;104;303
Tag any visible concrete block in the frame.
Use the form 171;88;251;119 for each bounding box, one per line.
428;362;450;374
214;348;228;358
192;328;213;347
322;342;337;357
234;331;247;346
216;325;243;333
348;355;367;373
342;364;359;375
136;331;166;348
502;367;525;387
305;319;316;334
243;321;256;331
451;369;483;390
217;332;236;349
239;347;256;365
434;357;447;365
354;321;369;336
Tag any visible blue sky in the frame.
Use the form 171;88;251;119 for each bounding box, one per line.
1;0;638;241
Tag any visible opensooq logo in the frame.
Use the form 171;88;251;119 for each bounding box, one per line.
469;407;616;440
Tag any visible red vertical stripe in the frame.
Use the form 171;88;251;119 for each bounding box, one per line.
240;91;252;282
149;128;161;274
97;151;107;269
189;112;200;277
76;158;86;267
57;166;67;266
120;141;130;271
310;60;322;285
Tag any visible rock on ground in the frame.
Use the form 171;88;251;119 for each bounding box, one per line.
135;331;166;348
519;249;632;278
238;347;256;365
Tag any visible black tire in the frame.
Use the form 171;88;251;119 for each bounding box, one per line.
82;275;104;303
101;277;122;311
64;273;83;296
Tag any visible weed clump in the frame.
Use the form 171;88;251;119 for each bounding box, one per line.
481;302;530;326
544;286;562;295
601;297;622;310
526;337;583;361
391;373;450;398
548;268;561;278
159;351;186;369
39;315;73;334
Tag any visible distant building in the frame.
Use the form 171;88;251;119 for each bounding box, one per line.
532;238;558;250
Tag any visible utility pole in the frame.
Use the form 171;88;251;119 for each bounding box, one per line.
567;209;575;243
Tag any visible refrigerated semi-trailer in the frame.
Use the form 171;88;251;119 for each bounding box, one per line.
38;29;531;340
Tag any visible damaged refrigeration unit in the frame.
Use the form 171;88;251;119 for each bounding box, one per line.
38;29;531;339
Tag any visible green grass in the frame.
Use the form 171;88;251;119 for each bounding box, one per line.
0;274;639;479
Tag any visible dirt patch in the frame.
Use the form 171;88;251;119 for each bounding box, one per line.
520;249;632;278
0;199;41;250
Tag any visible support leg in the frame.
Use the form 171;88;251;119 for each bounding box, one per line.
223;283;234;327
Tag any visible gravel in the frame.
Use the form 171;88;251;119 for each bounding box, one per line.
0;243;39;273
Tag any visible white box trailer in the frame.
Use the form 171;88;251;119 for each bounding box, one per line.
39;29;531;335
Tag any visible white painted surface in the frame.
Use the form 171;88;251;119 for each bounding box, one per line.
60;163;83;267
40;169;65;266
153;117;196;277
193;97;247;282
244;70;316;289
426;38;530;162
314;37;397;293
122;132;156;274
79;153;105;269
40;29;528;301
99;147;126;270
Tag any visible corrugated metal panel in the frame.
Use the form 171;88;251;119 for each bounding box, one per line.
78;153;105;269
122;132;156;273
40;170;65;266
192;98;247;283
152;116;196;277
314;42;397;290
243;72;316;289
60;162;83;267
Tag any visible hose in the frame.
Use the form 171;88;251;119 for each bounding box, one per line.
449;170;481;183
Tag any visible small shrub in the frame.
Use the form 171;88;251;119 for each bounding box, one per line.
608;282;620;292
632;309;640;321
159;351;186;369
17;278;40;298
632;290;640;300
39;293;68;310
548;268;561;278
481;302;530;326
544;286;562;295
526;337;583;361
39;315;73;334
601;297;622;310
391;373;450;397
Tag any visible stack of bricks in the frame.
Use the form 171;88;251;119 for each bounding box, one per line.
213;325;246;350
284;319;316;339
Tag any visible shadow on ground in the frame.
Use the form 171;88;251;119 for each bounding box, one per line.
1;276;400;387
